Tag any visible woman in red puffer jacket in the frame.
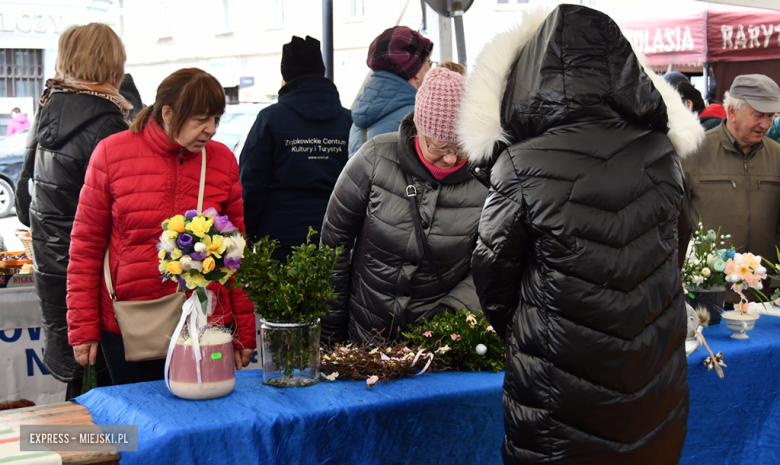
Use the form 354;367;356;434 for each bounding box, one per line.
67;68;256;385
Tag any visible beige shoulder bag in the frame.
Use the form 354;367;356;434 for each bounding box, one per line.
104;148;207;362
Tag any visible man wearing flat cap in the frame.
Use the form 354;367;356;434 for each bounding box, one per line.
683;74;780;301
240;35;352;259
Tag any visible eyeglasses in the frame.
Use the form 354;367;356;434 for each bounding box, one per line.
424;136;466;162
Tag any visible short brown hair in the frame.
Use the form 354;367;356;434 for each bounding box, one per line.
130;68;226;138
439;61;465;75
55;23;125;86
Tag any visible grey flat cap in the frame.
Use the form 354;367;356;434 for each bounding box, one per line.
729;74;780;113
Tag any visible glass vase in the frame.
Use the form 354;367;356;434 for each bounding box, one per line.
685;290;725;325
260;319;320;387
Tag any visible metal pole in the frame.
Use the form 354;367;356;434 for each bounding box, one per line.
322;0;334;80
452;0;467;66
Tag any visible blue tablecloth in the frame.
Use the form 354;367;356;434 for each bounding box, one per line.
75;316;780;465
75;370;505;464
681;313;780;464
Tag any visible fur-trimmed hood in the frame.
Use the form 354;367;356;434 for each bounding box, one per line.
458;4;704;165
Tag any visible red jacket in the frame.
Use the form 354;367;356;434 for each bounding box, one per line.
67;120;256;351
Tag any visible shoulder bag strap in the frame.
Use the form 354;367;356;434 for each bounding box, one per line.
103;148;208;298
197;148;207;212
405;173;450;294
362;127;368;144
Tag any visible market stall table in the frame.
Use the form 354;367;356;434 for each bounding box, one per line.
57;314;780;464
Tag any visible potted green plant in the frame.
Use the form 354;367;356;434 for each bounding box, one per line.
233;228;342;387
682;222;734;325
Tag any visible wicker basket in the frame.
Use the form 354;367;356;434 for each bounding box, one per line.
15;229;33;260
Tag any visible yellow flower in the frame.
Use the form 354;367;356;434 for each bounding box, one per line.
184;272;209;289
219;268;232;285
466;314;477;328
167;215;186;233
171;248;183;260
202;256;216;274
202;235;226;258
158;260;170;273
186;216;212;238
158;250;166;260
166;230;179;240
167;261;184;275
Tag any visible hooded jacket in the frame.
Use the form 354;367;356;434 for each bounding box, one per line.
27;92;128;382
320;113;487;343
67;120;256;354
348;71;417;156
462;5;703;464
239;76;352;251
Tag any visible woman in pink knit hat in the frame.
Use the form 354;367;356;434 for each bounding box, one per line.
320;67;488;344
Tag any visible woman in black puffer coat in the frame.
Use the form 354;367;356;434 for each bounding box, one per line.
321;67;487;344
463;5;703;464
17;23;131;399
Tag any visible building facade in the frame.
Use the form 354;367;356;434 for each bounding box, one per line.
0;0;112;135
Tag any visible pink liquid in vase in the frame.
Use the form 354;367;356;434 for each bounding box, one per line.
169;341;235;400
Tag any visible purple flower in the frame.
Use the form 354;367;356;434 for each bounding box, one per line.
224;256;242;270
202;207;218;218
190;252;208;261
213;214;236;233
185;210;199;219
177;233;193;249
176;275;187;288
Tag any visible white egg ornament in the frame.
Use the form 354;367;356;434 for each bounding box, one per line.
475;344;487;356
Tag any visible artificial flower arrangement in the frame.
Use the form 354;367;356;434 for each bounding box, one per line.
232;227;342;387
158;207;246;292
681;223;733;292
157;208;246;400
320;309;506;389
724;251;768;314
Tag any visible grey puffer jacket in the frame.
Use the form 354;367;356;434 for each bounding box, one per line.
320;113;488;343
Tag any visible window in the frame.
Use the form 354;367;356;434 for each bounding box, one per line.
0;49;43;98
221;0;231;32
350;0;364;17
159;2;172;41
271;0;283;26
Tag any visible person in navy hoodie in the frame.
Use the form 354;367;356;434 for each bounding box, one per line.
348;26;434;157
240;35;352;259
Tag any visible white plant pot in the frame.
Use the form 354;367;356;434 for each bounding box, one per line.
722;311;760;339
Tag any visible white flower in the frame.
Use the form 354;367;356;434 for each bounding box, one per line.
435;345;452;354
190;260;203;272
366;375;379;387
159;232;176;252
180;256;193;271
223;237;236;253
194;242;207;253
227;233;246;259
701;268;711;277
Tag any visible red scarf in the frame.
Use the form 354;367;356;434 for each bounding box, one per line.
415;137;466;180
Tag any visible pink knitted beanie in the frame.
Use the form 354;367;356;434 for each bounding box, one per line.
413;67;464;144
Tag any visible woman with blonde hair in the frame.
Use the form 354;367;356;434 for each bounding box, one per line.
17;23;131;398
67;68;255;385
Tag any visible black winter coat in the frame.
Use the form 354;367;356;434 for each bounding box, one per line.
28;92;128;382
239;77;352;256
320;114;487;343
465;5;696;464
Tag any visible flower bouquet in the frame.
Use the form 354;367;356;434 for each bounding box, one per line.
682;223;734;324
157;207;246;399
232;227;342;387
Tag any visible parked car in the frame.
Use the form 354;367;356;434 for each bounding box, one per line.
212;103;269;161
0;129;26;218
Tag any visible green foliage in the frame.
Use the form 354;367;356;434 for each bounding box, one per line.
402;308;506;373
232;227;343;324
682;222;733;292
